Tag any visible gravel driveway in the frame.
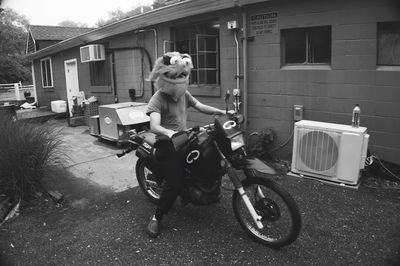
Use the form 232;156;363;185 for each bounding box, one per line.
0;168;399;265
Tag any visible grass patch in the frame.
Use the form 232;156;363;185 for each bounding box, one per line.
0;115;67;201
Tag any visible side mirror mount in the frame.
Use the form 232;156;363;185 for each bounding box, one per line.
225;90;231;113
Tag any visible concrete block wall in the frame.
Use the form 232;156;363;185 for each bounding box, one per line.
243;0;400;164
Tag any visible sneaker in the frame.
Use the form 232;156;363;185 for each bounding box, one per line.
146;216;161;238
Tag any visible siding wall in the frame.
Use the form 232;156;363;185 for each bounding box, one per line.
32;0;400;164
33;47;115;106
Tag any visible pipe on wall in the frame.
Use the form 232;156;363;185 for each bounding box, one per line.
242;8;248;131
108;46;154;101
136;28;158;60
234;30;240;93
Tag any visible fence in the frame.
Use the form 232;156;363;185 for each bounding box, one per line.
0;82;35;102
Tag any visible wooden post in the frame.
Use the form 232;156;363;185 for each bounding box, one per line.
14;83;21;101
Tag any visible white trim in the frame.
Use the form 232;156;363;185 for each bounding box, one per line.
281;65;331;70
31;63;38;102
376;66;400;71
40;57;54;88
64;58;79;117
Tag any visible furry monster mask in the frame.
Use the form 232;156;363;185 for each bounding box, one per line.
148;51;193;101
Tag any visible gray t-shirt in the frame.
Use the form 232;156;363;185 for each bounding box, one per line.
146;90;198;131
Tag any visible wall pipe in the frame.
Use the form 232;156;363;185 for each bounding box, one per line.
234;30;240;93
108;46;154;101
242;8;248;131
137;28;158;60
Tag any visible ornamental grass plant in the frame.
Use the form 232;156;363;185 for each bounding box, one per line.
0;115;66;201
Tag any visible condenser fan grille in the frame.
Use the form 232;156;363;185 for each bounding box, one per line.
297;129;339;175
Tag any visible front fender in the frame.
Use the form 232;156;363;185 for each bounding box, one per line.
244;157;277;178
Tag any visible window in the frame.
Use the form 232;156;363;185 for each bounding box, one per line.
169;21;220;87
377;21;400;66
281;26;331;65
40;57;53;88
89;59;111;86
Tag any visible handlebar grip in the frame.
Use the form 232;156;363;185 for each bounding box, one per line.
116;147;133;158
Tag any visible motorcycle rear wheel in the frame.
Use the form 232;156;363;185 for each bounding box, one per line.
232;176;301;248
136;158;162;204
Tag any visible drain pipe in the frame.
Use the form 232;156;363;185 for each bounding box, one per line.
137;28;158;60
234;29;240;95
242;9;248;130
109;47;154;100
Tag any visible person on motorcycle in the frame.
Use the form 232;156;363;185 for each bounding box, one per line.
145;52;228;237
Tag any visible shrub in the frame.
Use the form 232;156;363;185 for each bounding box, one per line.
0;115;66;201
247;128;275;159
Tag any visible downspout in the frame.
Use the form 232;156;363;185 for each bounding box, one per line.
111;52;118;103
137;28;158;60
242;8;248;131
109;46;154;101
234;30;240;95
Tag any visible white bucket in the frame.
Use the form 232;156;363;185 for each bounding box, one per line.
51;100;67;113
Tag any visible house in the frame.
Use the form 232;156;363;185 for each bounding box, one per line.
26;25;94;53
26;0;400;166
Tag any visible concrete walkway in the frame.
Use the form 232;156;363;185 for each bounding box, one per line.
58;120;138;192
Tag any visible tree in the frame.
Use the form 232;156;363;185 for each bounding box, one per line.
0;8;31;83
95;5;152;27
152;0;182;9
58;20;89;28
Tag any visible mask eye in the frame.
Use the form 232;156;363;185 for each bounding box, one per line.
163;56;171;65
170;56;179;65
182;57;192;65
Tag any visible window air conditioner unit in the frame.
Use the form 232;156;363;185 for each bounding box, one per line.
80;44;105;63
291;120;369;187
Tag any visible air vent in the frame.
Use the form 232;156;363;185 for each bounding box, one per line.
80;44;105;63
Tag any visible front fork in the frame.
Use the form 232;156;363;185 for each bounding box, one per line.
213;142;264;229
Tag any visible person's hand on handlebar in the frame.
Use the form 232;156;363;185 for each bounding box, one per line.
166;129;177;138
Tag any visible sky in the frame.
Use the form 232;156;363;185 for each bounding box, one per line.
2;0;154;27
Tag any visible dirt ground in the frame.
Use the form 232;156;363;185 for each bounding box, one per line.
0;163;399;265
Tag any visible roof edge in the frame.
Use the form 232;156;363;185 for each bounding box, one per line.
27;0;269;60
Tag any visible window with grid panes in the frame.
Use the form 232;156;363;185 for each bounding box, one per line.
40;57;53;88
170;21;220;86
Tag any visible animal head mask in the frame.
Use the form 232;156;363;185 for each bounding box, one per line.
148;51;193;101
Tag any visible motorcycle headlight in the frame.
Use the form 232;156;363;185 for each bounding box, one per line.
230;133;245;151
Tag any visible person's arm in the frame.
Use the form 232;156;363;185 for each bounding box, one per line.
193;101;226;115
149;112;176;138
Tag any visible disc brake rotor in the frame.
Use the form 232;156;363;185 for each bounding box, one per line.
255;198;281;222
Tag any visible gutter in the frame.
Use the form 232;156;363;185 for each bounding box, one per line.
27;0;269;60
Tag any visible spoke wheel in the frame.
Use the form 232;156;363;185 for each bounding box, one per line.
232;176;301;248
136;158;163;204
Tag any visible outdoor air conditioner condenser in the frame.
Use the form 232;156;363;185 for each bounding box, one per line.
291;120;369;187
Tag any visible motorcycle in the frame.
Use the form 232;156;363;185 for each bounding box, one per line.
118;93;301;248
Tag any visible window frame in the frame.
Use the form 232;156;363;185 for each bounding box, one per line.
281;26;332;68
168;21;221;96
40;57;54;88
89;56;111;87
377;21;400;67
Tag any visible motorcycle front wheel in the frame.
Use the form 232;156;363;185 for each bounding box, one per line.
136;158;163;204
232;176;301;248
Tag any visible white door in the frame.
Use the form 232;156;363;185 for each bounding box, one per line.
64;59;79;117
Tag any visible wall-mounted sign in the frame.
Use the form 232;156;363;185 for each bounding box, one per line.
250;11;278;36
